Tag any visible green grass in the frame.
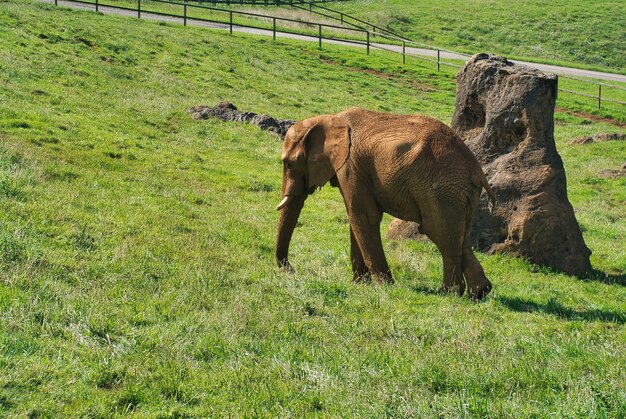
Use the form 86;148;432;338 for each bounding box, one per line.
329;0;626;73
41;0;626;120
95;0;626;120
1;1;625;416
81;0;372;43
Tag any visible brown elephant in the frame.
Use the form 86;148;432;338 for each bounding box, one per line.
275;108;495;299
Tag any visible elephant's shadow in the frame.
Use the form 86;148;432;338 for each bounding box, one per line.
410;285;445;296
409;285;625;324
497;296;625;324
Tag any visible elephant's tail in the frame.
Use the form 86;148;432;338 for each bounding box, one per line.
472;168;496;212
479;172;496;212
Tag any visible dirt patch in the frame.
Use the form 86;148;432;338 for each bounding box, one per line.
598;162;626;179
571;132;626;145
555;107;626;128
319;56;435;92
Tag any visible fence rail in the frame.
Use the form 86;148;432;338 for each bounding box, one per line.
558;75;626;109
63;0;373;45
187;0;352;4
50;0;625;114
221;0;626;113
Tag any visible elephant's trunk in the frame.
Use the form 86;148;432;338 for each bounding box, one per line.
275;168;307;270
275;195;306;270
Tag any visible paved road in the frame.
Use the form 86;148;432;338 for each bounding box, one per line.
42;0;626;83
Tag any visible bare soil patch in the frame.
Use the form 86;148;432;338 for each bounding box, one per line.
556;107;626;128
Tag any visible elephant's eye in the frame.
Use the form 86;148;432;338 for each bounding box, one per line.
283;161;292;170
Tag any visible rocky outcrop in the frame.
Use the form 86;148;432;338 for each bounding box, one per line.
189;102;295;138
390;54;592;276
387;218;424;241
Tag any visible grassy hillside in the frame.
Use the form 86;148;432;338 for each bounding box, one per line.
1;0;625;416
329;0;626;73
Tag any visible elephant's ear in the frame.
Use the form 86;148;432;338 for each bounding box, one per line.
304;116;350;189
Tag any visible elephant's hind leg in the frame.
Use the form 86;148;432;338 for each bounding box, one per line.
462;239;492;300
440;250;465;296
422;221;466;296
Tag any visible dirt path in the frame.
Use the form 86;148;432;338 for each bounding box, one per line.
41;0;626;83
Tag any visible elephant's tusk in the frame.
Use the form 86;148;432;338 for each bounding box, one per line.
276;195;293;211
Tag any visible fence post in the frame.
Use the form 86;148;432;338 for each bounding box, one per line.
366;31;370;55
437;49;440;71
340;13;344;24
598;84;602;110
273;17;276;40
183;0;187;26
229;11;233;34
402;41;406;64
95;0;98;12
318;24;322;49
137;0;141;19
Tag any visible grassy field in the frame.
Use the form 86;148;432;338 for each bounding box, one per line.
39;0;626;121
1;0;625;416
92;0;370;41
328;0;626;73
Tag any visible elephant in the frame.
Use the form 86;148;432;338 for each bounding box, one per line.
275;108;495;299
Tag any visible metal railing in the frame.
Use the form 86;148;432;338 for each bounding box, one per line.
59;0;373;48
198;0;352;4
50;0;626;114
220;0;626;112
559;75;626;110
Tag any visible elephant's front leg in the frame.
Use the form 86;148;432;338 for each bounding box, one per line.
348;211;394;285
350;227;370;282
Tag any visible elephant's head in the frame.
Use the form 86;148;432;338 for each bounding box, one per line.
275;115;350;270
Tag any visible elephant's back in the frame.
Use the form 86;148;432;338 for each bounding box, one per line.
342;109;475;167
341;108;439;140
341;108;457;145
340;108;484;217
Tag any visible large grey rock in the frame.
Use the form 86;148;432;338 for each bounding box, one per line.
390;54;592;276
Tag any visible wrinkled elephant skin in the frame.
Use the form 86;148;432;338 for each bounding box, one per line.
275;108;495;300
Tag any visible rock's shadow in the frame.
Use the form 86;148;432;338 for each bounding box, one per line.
498;296;625;324
578;269;626;287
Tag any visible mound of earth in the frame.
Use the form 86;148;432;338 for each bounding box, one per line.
571;132;625;145
189;102;295;138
